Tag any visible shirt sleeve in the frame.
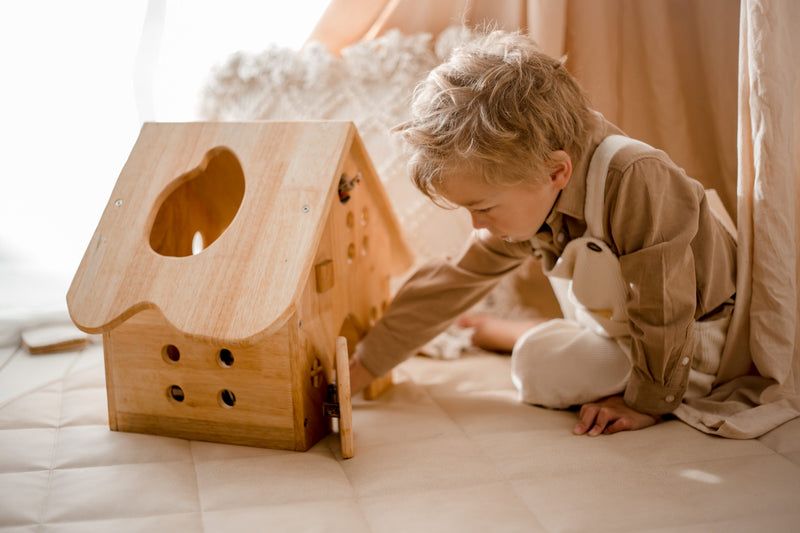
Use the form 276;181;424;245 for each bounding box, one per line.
355;229;529;377
606;154;705;415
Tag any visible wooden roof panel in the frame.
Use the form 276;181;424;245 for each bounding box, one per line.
67;121;359;342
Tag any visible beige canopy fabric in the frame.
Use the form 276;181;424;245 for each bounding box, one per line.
307;0;800;437
677;0;800;437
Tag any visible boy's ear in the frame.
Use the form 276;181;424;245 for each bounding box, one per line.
548;150;573;190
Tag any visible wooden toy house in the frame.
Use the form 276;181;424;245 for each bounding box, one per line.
67;121;413;455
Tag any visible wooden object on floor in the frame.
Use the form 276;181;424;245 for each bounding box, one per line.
67;121;413;452
21;324;90;355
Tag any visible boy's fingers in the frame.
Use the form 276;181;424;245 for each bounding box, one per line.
578;403;597;419
587;407;616;436
587;414;608;435
574;396;659;436
603;417;633;435
573;403;600;434
572;422;589;435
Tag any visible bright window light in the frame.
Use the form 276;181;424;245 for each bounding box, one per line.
680;468;723;484
0;1;330;311
151;1;331;120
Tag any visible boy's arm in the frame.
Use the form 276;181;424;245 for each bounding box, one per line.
353;229;529;379
607;155;705;416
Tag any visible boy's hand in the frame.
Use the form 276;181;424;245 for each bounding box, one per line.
573;395;660;436
348;357;376;395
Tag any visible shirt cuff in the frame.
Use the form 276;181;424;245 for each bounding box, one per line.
623;376;685;415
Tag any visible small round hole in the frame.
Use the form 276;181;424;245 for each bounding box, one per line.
218;389;236;408
168;385;185;402
347;243;356;263
361;206;369;226
217;348;234;368
162;344;180;363
361;236;369;256
346;211;355;229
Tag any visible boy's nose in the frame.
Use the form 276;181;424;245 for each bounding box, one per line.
470;212;489;230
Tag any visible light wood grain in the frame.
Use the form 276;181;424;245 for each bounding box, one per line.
149;146;245;257
102;332;118;431
69;122;375;342
314;260;335;293
70;121;412;453
336;336;354;459
348;127;414;276
106;308;295;447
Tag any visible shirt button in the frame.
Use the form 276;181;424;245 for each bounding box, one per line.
681;357;690;366
665;395;675;403
556;232;566;244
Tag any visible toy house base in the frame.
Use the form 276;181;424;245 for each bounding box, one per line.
68;121;412;454
102;308;321;451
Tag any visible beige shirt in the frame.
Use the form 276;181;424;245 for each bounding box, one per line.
356;114;737;415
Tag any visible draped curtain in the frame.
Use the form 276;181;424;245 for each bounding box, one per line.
308;0;800;432
732;0;800;403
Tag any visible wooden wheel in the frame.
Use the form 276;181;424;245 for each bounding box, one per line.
335;336;354;459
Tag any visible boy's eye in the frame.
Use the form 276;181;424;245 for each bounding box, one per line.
472;206;492;214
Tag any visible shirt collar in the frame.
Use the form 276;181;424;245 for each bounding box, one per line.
543;111;623;229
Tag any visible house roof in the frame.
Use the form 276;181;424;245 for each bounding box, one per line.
67;121;412;343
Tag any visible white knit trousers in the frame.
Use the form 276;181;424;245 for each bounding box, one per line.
510;315;730;409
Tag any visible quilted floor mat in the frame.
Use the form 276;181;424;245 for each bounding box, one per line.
1;343;800;532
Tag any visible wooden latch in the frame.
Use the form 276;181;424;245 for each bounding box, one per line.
323;384;341;417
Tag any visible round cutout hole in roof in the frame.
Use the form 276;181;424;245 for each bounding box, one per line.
149;146;245;257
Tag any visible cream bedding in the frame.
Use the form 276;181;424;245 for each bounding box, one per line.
2;343;800;531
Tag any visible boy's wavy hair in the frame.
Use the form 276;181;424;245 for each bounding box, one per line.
398;30;592;206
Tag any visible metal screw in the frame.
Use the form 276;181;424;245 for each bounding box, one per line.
115;199;123;207
302;205;310;213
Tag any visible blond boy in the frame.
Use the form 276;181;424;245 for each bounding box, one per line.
349;30;737;436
